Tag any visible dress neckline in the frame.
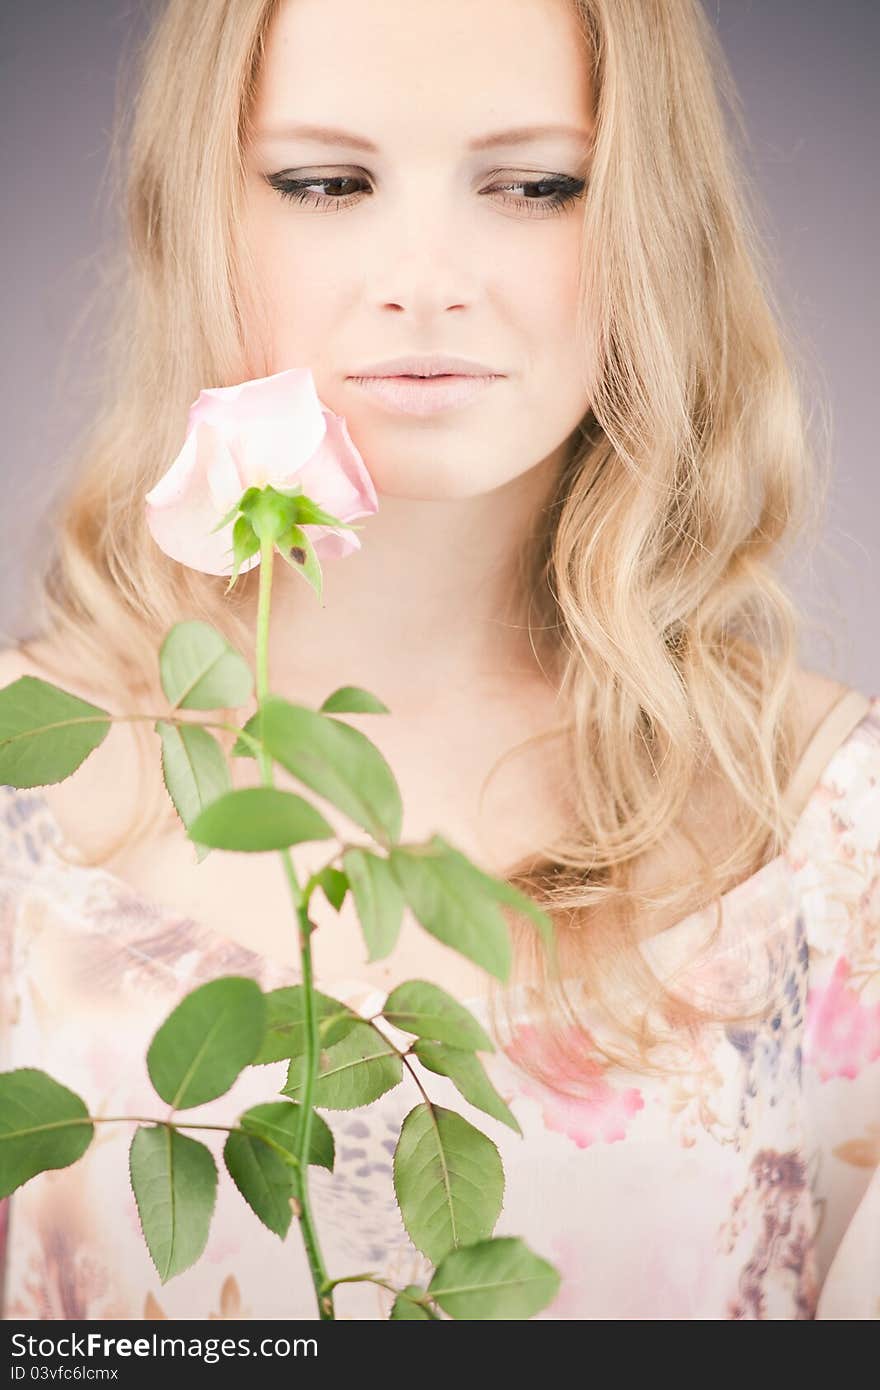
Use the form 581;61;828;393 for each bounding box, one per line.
15;691;878;1014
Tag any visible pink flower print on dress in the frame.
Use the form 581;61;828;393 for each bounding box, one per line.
804;955;880;1081
506;1022;645;1148
145;367;378;576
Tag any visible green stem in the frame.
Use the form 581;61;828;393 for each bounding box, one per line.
254;537;334;1322
321;1272;436;1311
89;1116;302;1169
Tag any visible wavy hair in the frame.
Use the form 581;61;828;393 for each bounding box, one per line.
14;0;833;1092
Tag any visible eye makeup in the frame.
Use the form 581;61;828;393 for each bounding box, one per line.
262;170;587;218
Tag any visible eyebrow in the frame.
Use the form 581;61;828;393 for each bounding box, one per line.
254;122;592;152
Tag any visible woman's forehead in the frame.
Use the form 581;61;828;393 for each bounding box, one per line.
251;0;595;147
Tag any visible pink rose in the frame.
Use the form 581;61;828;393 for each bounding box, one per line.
145;367;378;575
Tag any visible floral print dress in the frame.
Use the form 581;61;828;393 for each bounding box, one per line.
0;689;878;1321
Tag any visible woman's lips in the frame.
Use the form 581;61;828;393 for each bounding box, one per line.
347;374;502;416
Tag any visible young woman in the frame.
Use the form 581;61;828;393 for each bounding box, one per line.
1;0;877;1320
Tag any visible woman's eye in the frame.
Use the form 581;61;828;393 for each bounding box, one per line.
266;173;366;211
264;171;586;218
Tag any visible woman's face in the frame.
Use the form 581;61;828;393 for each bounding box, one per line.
242;0;595;500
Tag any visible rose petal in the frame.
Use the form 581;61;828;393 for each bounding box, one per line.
189;368;327;487
145;421;257;576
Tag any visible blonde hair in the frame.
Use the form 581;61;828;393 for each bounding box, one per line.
15;0;836;1091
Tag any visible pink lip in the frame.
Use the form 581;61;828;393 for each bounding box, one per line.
347;374;501;416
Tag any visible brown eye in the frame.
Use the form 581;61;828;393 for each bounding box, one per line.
265;173;368;209
487;176;586;216
264;170;586;217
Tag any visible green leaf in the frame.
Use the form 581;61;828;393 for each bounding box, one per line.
147;977;267;1110
187;786;336;852
230;710;262;759
252;987;360;1065
413;1040;521;1135
224;1129;297;1239
0;1070;94;1197
259;695;403;843
209;486;260;534
388;843;512;981
282;1019;402;1109
341;847;405;961
393;1103;504;1265
428;1236;561;1320
158;621;253;710
430;834;556;955
267;490;364;546
382;980;495;1052
224;514;261;593
266;481;304;502
0;676;110;787
239;1101;334;1173
276;522;324;602
155;720;232;865
129;1125;217;1283
289;494;357;530
390;1286;438;1319
310;864;348;912
319;686;390;715
224;1099;336;1240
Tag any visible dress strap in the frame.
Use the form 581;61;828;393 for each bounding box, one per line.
781;687;872;822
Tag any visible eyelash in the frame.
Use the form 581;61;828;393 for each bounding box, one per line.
264;171;586;218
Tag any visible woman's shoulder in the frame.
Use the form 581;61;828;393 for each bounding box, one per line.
786;674;879;1004
785;669;877;816
788;668;878;829
786;668;872;768
789;677;879;859
788;668;858;740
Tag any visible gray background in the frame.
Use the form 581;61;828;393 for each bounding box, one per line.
2;1;877;689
